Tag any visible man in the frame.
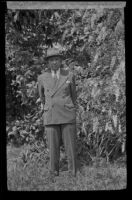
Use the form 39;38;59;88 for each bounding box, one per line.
38;44;77;179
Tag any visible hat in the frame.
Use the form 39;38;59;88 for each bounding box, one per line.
46;43;64;60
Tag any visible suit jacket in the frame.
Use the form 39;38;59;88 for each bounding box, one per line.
38;68;77;125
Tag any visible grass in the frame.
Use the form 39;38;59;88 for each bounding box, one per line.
7;144;127;191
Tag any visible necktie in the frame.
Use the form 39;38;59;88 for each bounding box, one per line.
54;74;58;85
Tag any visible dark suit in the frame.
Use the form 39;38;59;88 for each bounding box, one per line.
38;68;77;175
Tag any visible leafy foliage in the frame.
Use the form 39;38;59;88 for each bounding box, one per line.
6;8;125;162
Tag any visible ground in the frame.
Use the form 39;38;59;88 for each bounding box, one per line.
7;144;126;191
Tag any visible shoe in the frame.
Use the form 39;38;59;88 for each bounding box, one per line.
68;170;76;178
48;171;59;183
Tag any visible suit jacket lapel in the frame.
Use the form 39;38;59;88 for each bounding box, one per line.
44;69;69;97
50;76;60;96
50;69;68;97
45;72;55;90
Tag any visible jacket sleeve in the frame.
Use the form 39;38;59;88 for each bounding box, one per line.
70;73;77;106
38;76;45;105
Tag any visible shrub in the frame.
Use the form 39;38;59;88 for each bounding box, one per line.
6;9;125;162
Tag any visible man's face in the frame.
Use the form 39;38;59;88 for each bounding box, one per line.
47;56;62;72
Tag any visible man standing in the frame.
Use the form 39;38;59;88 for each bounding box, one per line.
38;44;77;178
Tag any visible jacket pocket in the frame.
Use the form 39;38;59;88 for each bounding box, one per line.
64;103;75;110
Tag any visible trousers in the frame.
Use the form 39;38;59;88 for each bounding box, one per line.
45;123;77;175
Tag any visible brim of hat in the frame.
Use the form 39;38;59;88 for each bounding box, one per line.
46;54;63;60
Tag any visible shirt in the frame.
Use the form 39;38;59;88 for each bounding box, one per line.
51;68;60;79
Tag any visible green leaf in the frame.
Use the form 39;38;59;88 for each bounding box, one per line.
12;126;17;132
8;132;16;137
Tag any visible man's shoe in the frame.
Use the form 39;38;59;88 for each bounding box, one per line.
48;171;59;182
68;170;76;178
